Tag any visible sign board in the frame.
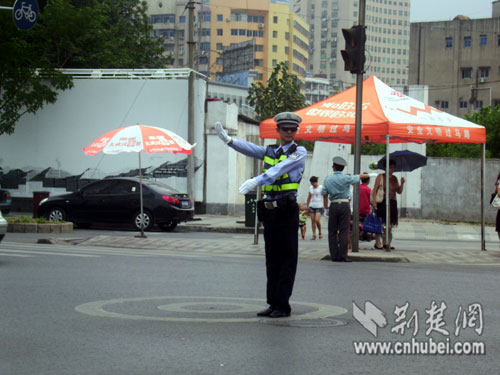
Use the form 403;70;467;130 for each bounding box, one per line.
12;0;38;30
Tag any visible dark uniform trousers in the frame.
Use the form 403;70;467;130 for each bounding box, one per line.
260;199;299;313
328;201;351;261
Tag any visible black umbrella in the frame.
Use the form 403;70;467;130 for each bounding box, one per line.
377;150;427;172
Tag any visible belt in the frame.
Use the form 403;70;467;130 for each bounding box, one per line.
264;201;279;209
330;199;349;203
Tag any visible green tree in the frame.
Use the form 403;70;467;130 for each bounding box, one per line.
0;0;166;135
247;62;306;121
426;105;500;159
247;62;309;148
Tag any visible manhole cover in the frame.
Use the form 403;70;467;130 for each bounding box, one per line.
260;318;347;328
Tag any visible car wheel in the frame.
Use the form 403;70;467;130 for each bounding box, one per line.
159;221;178;232
75;222;91;229
133;210;153;231
47;207;66;222
0;234;4;242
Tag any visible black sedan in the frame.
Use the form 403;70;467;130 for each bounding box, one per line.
37;177;194;231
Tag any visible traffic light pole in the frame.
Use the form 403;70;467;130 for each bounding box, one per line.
351;0;366;253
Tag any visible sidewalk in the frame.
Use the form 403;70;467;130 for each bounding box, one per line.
7;212;500;265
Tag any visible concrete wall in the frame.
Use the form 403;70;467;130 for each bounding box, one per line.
0;76;206;200
420;157;500;223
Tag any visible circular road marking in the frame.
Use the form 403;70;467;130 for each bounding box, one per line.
75;296;347;323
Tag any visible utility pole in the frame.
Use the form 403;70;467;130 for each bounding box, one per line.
187;1;195;200
340;0;366;252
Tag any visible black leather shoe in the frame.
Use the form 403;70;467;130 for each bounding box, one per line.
342;258;353;262
269;310;291;318
256;307;274;317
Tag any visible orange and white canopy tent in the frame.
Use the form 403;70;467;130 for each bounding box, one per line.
260;76;486;145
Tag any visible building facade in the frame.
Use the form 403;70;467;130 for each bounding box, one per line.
146;0;309;86
291;0;410;90
409;3;500;116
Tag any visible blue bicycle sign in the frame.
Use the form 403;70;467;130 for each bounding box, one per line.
12;0;38;30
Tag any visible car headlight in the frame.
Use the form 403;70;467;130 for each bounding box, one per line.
39;198;49;206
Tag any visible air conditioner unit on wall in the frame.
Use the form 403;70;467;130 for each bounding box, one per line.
258;23;264;29
479;77;485;83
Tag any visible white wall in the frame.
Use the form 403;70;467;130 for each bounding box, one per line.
0;77;207;200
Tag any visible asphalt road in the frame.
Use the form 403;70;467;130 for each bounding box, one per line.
0;234;498;374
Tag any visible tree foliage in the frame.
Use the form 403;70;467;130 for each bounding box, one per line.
0;0;166;135
247;62;310;149
426;105;500;159
247;62;306;122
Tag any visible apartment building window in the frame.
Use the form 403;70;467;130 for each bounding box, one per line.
272;45;277;52
255;44;264;52
436;101;449;109
479;67;490;78
273;16;278;23
254;59;263;66
480;34;487;45
216;58;222;65
273;31;278;38
272;59;277;67
216;43;223;50
321;1;327;8
498;35;500;46
217;14;223;22
179;16;186;23
475;100;484;108
445;37;453;48
257;73;263;80
459;101;468;109
461;67;472;79
464;36;471;47
217;29;223;36
493;99;500;107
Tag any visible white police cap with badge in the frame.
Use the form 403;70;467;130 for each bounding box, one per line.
332;156;347;166
274;112;302;128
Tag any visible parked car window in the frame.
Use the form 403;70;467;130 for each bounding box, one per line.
106;181;139;194
81;180;117;195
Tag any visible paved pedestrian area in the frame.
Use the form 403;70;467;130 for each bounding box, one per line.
6;213;500;266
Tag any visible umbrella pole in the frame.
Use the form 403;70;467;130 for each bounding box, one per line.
385;136;391;251
137;152;146;238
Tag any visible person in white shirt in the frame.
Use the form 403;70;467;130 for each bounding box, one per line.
306;176;324;240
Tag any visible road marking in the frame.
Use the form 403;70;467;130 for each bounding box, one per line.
0;252;33;257
0;249;100;257
75;296;348;323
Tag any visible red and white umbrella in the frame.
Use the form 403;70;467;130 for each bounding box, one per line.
83;124;194;155
83;124;195;237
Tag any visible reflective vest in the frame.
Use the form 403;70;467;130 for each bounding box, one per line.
262;144;302;197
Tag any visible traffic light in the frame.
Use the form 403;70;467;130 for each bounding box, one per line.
340;25;366;74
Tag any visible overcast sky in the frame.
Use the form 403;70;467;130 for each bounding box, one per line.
410;0;494;22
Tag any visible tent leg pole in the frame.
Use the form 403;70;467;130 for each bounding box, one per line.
385;136;390;251
481;143;486;251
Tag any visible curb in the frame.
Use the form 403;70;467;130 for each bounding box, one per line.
7;222;73;233
177;225;263;234
321;254;409;263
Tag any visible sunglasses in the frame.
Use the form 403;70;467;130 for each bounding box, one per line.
279;127;298;133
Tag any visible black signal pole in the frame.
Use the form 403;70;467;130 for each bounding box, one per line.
350;0;366;252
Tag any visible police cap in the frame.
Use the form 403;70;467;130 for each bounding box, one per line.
274;112;302;128
332;156;347;166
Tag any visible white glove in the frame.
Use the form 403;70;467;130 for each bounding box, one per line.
239;177;259;194
368;173;378;177
215;122;232;144
323;208;329;217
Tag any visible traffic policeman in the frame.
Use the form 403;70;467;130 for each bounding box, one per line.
215;112;306;318
322;157;371;262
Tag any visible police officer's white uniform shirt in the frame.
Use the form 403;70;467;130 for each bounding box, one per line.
229;139;306;198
